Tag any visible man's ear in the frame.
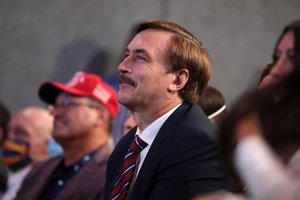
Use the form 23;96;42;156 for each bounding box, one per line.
168;68;189;92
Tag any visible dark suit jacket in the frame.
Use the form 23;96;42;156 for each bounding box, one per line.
104;103;229;200
15;141;114;200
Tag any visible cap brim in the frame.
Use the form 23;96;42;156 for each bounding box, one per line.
38;81;89;104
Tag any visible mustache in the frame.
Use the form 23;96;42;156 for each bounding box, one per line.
119;75;136;86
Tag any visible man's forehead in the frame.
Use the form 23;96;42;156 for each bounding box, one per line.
127;29;172;55
130;29;172;45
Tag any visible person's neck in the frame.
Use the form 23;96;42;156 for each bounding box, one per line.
134;99;182;132
61;131;109;166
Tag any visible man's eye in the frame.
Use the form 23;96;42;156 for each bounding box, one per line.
136;55;146;61
123;51;130;60
63;99;74;107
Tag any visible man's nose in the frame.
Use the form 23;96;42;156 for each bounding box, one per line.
118;57;132;74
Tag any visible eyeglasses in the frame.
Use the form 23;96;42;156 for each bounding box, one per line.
48;98;100;112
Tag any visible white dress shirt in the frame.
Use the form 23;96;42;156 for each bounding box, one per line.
134;103;181;178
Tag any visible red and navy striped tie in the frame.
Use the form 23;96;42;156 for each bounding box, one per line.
109;136;148;200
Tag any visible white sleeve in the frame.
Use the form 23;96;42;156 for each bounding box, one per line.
235;136;300;200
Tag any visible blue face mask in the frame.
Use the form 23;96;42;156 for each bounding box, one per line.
2;137;32;172
48;138;63;157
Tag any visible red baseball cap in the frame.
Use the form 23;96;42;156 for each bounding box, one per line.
38;71;119;117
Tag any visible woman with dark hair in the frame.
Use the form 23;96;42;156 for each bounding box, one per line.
259;19;300;89
196;57;300;200
216;66;300;200
195;19;300;200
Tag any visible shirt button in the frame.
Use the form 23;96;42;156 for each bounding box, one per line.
58;180;64;186
74;165;80;172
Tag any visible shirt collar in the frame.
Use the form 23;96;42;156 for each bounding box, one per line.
135;103;182;146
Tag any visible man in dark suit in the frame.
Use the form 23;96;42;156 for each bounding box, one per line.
15;71;119;200
104;20;229;200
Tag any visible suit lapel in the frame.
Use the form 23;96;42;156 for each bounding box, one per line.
105;130;136;198
143;103;189;159
131;103;191;195
114;129;136;172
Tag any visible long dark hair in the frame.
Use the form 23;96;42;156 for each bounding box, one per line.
272;19;300;67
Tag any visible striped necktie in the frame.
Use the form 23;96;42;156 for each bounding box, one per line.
109;136;148;200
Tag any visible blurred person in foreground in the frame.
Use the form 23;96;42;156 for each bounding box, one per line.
104;20;229;200
195;19;300;200
211;64;300;200
2;106;53;200
16;71;119;200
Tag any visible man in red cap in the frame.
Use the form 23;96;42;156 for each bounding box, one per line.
15;71;119;200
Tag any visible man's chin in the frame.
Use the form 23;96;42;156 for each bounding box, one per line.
117;95;133;107
117;96;128;106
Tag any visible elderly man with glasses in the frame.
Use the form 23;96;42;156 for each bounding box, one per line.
15;71;119;200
